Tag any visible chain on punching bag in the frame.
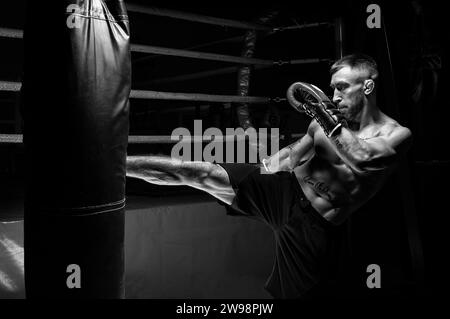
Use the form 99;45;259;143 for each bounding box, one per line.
22;0;130;298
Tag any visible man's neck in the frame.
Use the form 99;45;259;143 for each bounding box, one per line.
352;99;381;131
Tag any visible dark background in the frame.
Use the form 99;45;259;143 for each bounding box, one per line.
0;0;448;300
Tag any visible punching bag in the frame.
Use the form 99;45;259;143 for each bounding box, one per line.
21;0;130;298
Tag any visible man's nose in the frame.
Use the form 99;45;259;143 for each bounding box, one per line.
332;90;341;104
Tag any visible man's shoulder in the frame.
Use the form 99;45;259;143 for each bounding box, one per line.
375;119;412;154
380;120;412;141
374;112;409;137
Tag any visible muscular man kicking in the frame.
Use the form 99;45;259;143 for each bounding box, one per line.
126;54;412;299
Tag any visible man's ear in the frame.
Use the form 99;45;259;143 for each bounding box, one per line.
363;79;375;95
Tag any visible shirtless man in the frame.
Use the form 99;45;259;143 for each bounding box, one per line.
126;54;412;298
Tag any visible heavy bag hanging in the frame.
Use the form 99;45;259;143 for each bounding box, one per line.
22;0;131;298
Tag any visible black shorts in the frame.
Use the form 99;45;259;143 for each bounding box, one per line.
218;163;345;299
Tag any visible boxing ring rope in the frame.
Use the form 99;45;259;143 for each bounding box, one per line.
0;80;286;104
0;28;23;39
131;22;333;66
0;133;304;145
0;81;21;92
131;44;275;65
146;65;271;85
129;90;276;103
0;28;331;67
126;4;333;32
142;58;330;86
0;134;22;144
133;35;247;65
272;22;332;32
126;4;272;31
132;45;329;66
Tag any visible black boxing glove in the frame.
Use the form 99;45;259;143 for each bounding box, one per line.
286;82;347;137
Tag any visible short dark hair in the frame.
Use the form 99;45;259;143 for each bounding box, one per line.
330;54;379;82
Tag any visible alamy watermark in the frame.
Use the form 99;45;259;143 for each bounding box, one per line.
366;264;381;289
66;264;81;289
366;4;381;29
169;120;280;173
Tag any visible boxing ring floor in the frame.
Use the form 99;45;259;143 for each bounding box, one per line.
0;193;274;299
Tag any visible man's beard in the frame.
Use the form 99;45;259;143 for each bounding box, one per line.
342;97;364;131
346;96;364;122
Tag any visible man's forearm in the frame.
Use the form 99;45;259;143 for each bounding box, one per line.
126;155;185;185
